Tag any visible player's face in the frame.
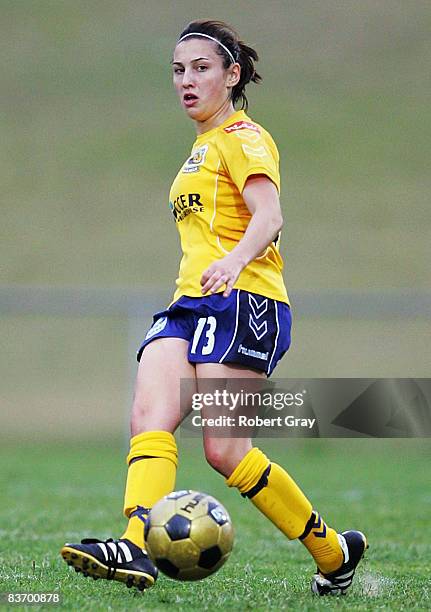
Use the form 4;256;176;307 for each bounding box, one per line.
172;39;239;125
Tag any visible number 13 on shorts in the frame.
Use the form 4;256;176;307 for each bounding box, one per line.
191;316;217;355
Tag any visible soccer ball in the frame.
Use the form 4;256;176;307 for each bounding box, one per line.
144;490;234;581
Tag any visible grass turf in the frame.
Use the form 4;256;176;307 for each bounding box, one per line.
1;438;430;610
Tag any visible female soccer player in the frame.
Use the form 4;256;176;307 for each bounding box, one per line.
61;20;367;596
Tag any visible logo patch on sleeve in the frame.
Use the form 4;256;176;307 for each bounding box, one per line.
241;144;268;158
224;121;260;134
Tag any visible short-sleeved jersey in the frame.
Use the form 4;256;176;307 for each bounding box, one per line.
169;110;289;304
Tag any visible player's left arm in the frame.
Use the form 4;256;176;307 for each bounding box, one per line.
200;174;283;297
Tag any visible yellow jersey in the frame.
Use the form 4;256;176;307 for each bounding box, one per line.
169;110;289;304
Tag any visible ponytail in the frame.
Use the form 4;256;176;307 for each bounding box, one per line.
232;41;262;110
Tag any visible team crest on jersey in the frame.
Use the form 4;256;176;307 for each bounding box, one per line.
224;121;260;134
182;144;209;173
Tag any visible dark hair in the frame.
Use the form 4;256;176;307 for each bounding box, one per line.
177;20;262;110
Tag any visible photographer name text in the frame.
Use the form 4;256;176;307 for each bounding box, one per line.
191;415;316;429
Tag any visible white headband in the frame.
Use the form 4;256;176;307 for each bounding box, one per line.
177;32;237;64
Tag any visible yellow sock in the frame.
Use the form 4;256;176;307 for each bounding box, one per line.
299;511;343;574
226;448;343;574
121;431;178;548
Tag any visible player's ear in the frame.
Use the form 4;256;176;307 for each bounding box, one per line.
227;63;241;88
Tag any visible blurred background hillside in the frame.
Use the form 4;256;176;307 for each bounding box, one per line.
1;0;430;438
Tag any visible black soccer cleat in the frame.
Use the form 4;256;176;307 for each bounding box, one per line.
60;538;158;591
311;530;368;596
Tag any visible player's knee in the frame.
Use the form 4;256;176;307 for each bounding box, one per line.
204;441;247;477
130;403;149;436
130;397;148;427
204;444;230;476
130;398;174;436
204;447;223;472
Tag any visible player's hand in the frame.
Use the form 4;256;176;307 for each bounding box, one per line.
200;254;244;298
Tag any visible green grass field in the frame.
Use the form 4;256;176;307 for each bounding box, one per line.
1;438;430;610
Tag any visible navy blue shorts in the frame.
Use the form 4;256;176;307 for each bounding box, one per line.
137;289;291;377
